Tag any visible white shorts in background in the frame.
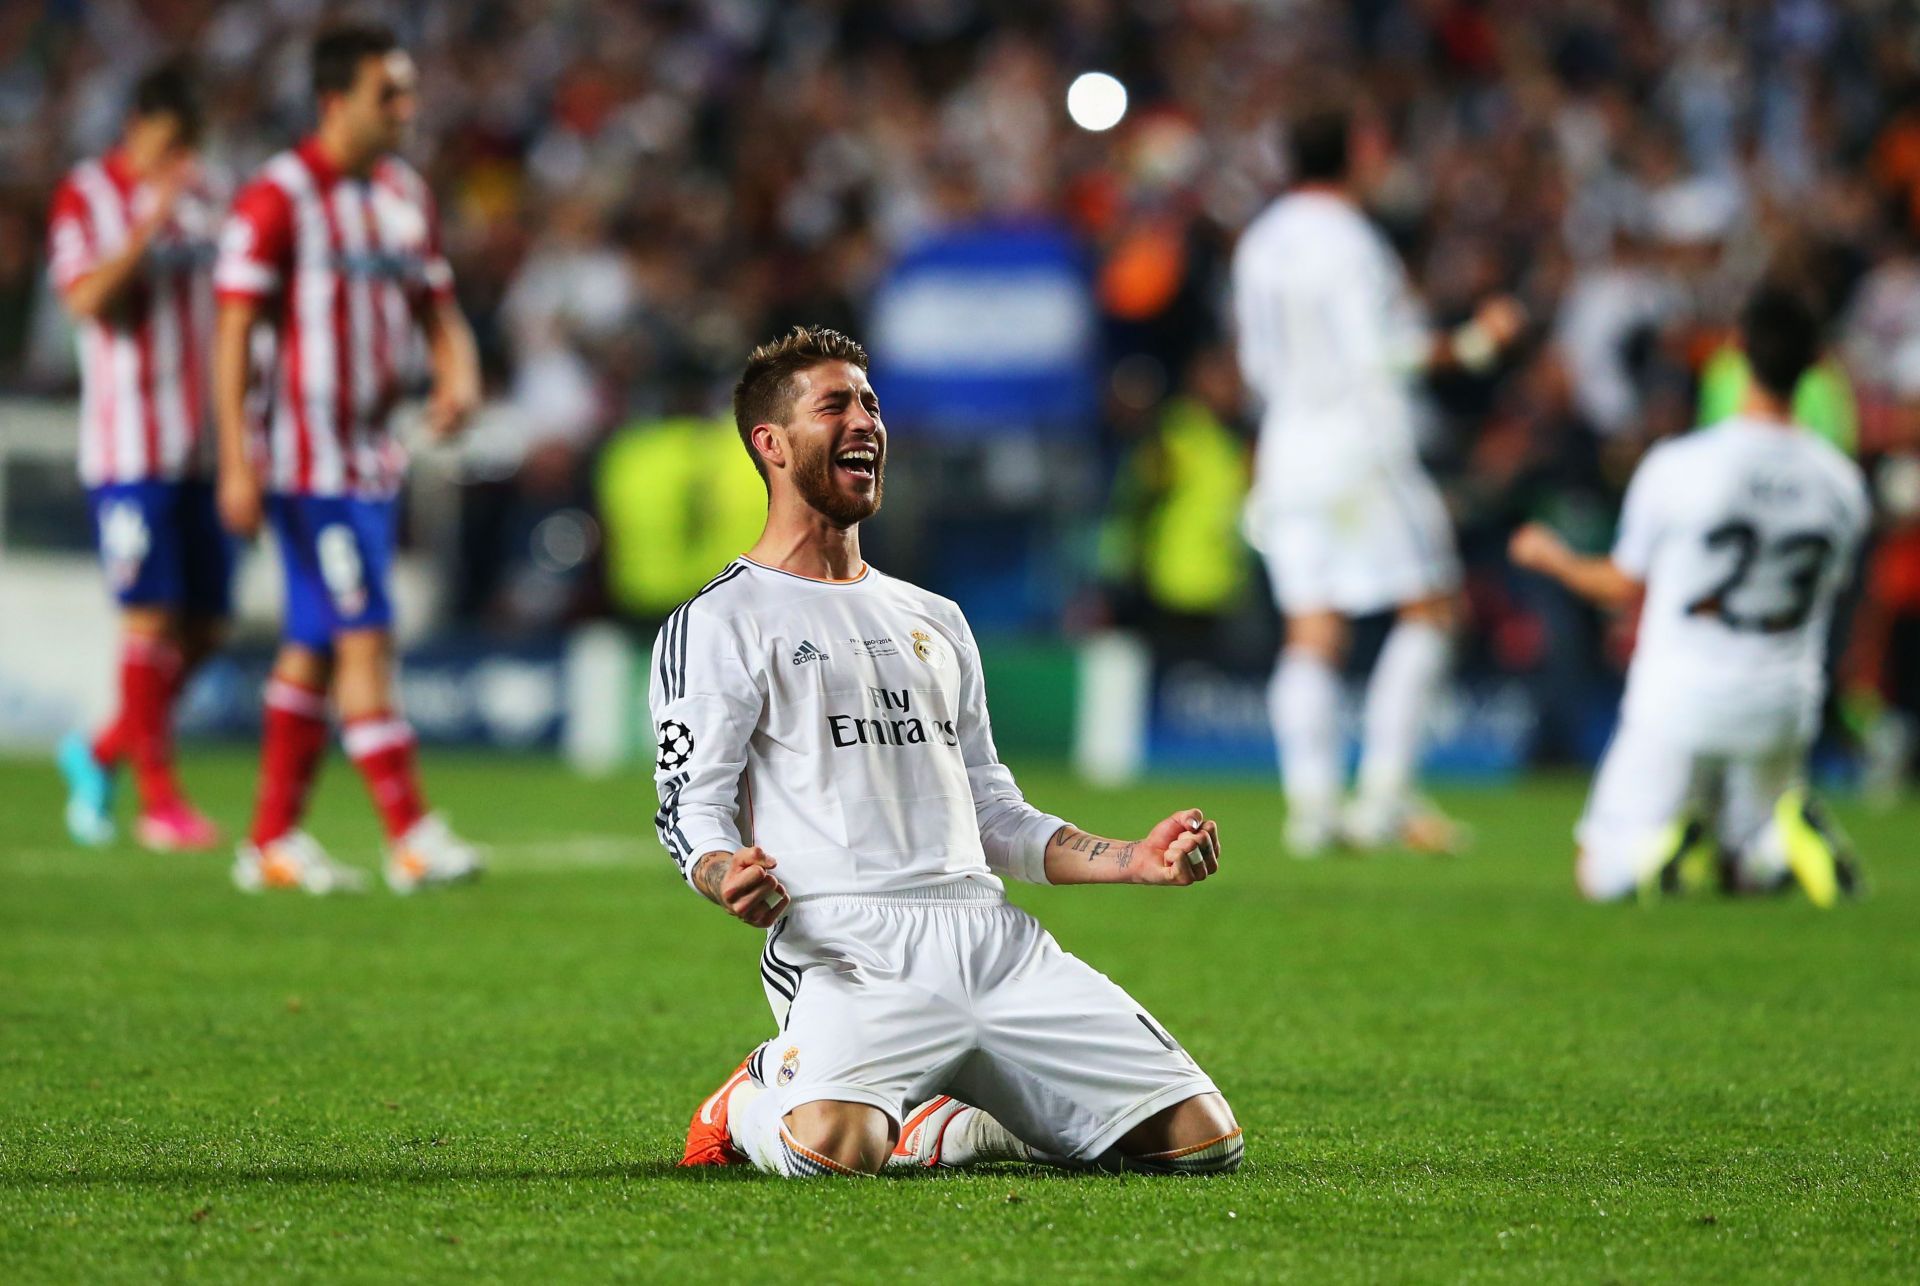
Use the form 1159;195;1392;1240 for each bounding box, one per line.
755;878;1217;1163
1576;718;1806;900
1256;467;1460;616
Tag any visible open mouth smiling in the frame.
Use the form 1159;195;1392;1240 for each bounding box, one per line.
835;446;879;480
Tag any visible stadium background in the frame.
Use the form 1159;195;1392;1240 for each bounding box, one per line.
7;5;1920;1281
1;0;1919;786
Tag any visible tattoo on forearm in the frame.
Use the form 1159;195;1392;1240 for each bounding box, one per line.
1054;828;1131;867
696;855;727;903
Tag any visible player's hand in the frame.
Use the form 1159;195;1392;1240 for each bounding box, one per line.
1474;294;1528;349
130;155;195;244
424;383;477;442
1136;808;1220;887
217;469;263;539
698;846;790;927
1508;521;1570;575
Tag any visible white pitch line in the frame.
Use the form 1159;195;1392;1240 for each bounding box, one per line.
479;833;655;871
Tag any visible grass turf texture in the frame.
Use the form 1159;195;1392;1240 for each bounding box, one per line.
2;750;1916;1283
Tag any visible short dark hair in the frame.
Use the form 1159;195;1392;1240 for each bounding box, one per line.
731;326;870;482
131;58;203;145
312;23;398;99
1288;108;1350;183
1739;283;1822;401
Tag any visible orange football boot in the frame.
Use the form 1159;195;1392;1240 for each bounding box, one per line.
680;1055;754;1167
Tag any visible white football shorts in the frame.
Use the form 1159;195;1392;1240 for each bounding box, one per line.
755;877;1218;1163
1575;716;1807;900
1255;465;1460;616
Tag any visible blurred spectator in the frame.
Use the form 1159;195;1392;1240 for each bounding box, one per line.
1097;343;1251;663
596;367;766;631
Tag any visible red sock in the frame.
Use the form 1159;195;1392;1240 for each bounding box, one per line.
94;636;184;809
250;678;330;847
93;636;171;767
344;714;426;840
91;712;128;766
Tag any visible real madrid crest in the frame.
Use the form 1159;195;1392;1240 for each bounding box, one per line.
778;1045;800;1085
910;629;939;664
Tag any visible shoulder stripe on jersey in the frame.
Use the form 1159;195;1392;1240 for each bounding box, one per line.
653;560;749;876
661;561;747;701
653;774;692;870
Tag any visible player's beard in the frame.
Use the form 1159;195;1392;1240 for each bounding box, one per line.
792;438;884;528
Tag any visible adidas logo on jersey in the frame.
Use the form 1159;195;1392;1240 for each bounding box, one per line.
791;640;829;666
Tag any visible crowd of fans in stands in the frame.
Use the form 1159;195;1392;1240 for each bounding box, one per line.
4;0;1920;762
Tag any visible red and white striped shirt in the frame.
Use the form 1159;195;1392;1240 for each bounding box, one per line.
48;151;218;487
213;139;454;499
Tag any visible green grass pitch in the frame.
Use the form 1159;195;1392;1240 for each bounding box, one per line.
3;749;1917;1282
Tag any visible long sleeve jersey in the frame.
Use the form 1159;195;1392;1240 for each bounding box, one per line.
648;557;1071;897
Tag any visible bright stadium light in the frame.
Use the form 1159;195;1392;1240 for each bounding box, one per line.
1066;72;1128;132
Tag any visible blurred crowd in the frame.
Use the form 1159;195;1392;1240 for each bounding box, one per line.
4;0;1920;766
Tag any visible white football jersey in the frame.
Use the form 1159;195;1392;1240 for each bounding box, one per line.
1614;417;1870;752
648;557;1071;897
1231;190;1431;505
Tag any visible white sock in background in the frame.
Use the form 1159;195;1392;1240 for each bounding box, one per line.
1271;647;1343;847
1355;620;1450;822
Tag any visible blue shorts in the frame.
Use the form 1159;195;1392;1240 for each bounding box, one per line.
266;494;397;650
89;479;235;616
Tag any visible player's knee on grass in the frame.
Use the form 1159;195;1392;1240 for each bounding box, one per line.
1574;844;1635;905
1575;844;1641;902
1108;1092;1243;1175
781;1100;897;1176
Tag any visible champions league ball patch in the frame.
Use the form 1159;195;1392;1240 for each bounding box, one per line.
778;1046;800;1086
656;719;694;772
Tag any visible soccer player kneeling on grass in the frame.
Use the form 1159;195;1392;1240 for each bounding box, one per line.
1509;284;1869;906
660;328;1241;1177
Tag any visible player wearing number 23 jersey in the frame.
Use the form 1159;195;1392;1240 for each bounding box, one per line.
1511;286;1870;905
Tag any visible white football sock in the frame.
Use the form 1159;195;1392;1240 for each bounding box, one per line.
1356;620;1450;813
1271;648;1342;830
940;1106;1039;1166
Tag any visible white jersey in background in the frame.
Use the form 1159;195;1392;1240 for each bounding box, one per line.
648;557;1069;897
1613;416;1870;753
1231;190;1430;505
1230;189;1457;614
1576;416;1870;899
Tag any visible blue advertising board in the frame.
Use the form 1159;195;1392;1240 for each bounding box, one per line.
869;220;1098;437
